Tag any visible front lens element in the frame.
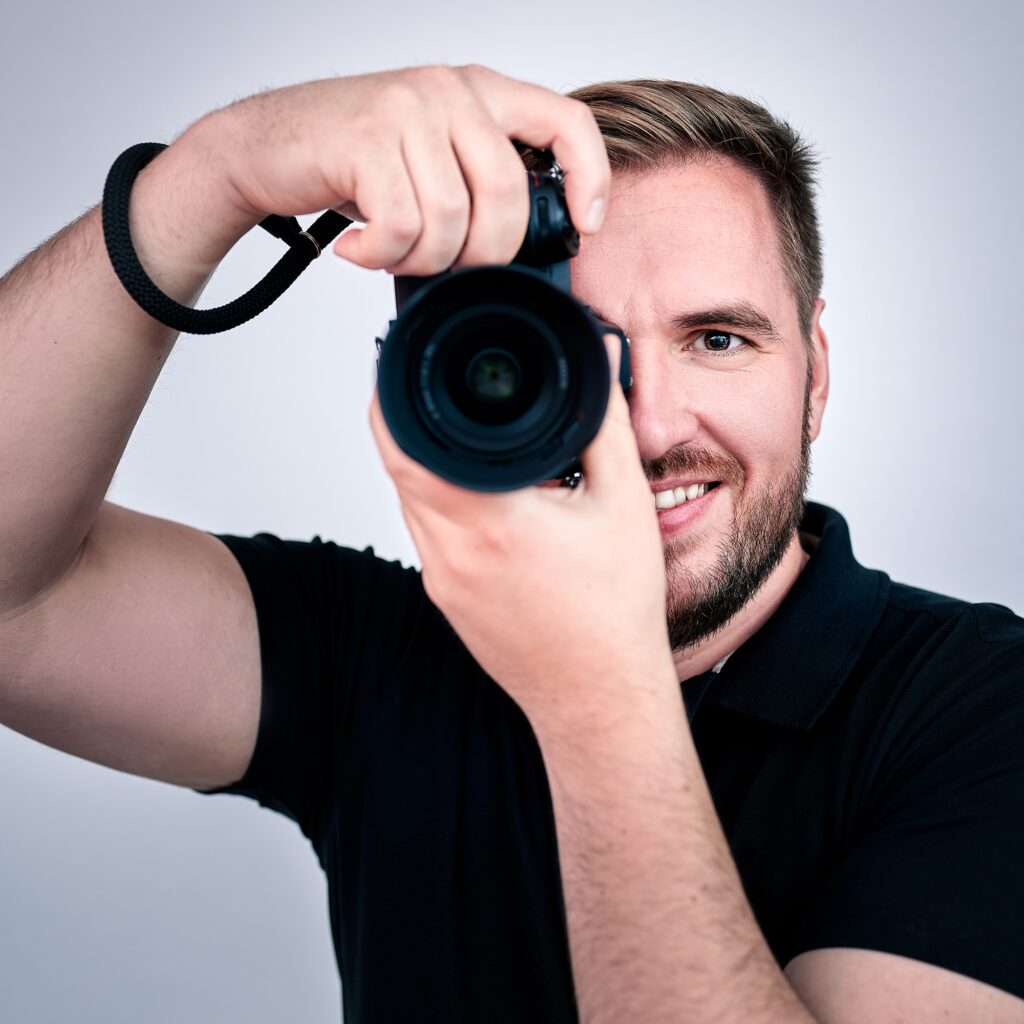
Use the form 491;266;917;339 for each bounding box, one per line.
467;348;521;403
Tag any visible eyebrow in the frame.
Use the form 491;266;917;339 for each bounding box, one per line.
671;304;782;343
590;302;783;344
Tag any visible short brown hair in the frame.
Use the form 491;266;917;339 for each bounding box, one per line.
567;80;823;339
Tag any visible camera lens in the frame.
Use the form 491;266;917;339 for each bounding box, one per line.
467;348;520;405
378;265;610;491
448;323;536;427
433;306;556;439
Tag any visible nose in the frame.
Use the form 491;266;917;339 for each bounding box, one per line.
625;339;701;464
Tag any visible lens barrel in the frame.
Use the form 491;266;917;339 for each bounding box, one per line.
378;265;612;491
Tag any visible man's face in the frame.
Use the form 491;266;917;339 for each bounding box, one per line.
571;158;829;651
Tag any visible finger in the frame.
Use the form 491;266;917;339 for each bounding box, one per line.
369;390;502;518
387;126;472;276
604;328;622;385
368;388;430;490
458;65;611;235
450;125;530;267
577;334;645;498
333;200;366;223
332;145;423;270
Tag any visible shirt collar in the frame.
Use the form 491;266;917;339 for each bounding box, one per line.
694;503;891;731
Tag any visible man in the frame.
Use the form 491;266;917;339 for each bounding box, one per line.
0;64;1021;1022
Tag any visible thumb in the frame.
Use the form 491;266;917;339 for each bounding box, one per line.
578;332;643;496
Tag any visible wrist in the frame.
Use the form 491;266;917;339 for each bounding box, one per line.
123;119;263;302
526;654;684;767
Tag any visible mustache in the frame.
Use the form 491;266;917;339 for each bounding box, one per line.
642;444;745;489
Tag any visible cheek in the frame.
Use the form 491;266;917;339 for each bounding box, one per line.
709;373;808;474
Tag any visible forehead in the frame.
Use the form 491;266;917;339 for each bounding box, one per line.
572;158;795;332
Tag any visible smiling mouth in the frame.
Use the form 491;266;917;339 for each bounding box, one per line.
652;481;721;510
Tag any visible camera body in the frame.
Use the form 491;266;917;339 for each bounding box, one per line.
376;164;630;492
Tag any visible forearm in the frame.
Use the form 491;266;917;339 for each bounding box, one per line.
534;683;816;1024
0;120;258;613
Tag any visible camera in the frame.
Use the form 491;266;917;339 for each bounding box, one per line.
376;160;630;492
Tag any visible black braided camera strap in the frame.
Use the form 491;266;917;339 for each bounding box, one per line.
101;142;352;335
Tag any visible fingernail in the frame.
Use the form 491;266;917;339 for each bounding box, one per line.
585;197;606;233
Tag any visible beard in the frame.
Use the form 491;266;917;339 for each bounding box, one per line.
647;385;812;653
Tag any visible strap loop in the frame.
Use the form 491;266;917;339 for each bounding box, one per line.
101;142;351;335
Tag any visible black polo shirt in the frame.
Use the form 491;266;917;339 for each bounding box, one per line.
213;503;1024;1021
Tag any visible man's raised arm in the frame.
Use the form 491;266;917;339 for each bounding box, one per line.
0;65;611;790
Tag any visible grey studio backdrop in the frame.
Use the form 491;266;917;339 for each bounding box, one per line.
1;0;1021;1020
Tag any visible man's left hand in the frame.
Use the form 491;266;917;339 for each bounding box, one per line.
368;336;677;727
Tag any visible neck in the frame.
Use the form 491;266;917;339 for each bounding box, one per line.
671;530;811;683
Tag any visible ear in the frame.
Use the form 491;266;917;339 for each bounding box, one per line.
805;298;829;443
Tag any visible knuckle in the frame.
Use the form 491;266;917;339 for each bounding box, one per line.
486;163;528;205
453;240;484;267
412;64;464;96
442;550;484;597
400;206;471;274
425;185;470;224
375;442;405;481
372;78;422;120
388;204;423;245
461;227;520;267
455;62;491;83
460;171;527;266
567;96;597;128
347;110;392;149
469;509;516;557
395;240;460;276
355;248;391;272
392;255;431;277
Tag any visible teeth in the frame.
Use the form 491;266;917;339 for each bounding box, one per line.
654;482;711;510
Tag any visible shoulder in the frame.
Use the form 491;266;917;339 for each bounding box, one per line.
874;580;1023;698
886;577;1022;639
835;580;1024;828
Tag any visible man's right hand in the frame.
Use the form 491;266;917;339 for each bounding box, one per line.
160;65;610;281
0;65;609;791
